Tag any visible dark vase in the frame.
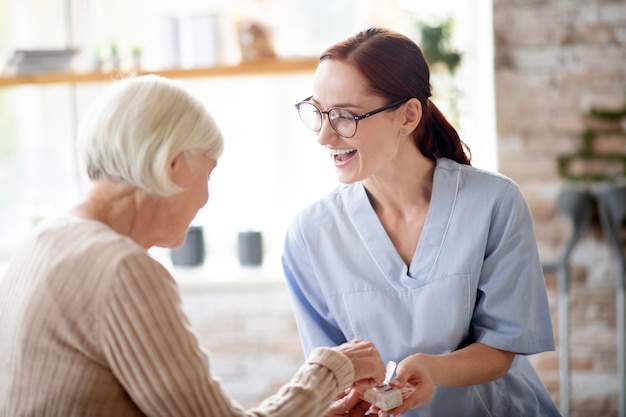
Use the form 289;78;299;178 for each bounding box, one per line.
171;225;205;267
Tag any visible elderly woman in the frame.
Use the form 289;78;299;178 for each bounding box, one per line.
0;75;385;417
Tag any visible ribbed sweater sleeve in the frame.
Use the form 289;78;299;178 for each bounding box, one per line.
102;252;354;417
248;347;355;416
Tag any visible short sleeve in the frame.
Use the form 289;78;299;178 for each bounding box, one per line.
472;184;555;354
282;214;348;355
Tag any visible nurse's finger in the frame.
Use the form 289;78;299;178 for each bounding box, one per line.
384;382;433;415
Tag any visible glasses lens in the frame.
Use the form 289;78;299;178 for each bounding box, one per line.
328;108;357;138
297;102;322;132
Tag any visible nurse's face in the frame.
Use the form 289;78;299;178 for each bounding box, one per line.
310;59;408;184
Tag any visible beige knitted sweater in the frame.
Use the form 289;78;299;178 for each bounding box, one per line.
0;216;353;417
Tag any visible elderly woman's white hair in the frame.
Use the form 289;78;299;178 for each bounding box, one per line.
77;75;224;196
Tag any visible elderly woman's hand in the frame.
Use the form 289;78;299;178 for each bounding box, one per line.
334;339;386;389
325;388;371;417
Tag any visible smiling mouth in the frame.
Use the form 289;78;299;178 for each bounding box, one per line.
328;148;357;163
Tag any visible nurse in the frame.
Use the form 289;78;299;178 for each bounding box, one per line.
282;27;562;417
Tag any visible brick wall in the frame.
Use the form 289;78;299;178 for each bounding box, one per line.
493;0;626;416
179;280;303;408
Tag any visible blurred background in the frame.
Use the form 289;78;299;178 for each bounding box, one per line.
0;0;624;416
0;0;496;265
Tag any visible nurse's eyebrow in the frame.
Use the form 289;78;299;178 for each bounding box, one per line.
308;96;361;110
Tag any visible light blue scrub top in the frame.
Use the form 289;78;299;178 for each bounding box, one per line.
282;158;561;417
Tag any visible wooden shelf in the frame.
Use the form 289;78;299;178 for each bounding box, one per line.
0;57;319;87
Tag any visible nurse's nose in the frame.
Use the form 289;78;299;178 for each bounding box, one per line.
316;116;340;147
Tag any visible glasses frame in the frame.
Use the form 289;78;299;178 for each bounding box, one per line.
294;96;410;138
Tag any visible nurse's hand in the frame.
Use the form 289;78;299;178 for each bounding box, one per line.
334;339;386;389
372;354;435;417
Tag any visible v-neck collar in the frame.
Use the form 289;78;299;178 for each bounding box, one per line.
342;158;461;288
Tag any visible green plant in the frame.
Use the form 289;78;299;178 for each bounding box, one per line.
417;17;462;74
590;105;626;121
558;96;626;182
413;16;464;126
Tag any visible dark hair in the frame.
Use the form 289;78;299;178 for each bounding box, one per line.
320;27;471;165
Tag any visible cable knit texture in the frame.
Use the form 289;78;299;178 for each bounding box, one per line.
0;215;354;417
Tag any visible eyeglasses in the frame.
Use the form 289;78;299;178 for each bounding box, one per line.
294;96;410;138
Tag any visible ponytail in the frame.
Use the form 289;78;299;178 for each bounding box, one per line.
416;100;471;165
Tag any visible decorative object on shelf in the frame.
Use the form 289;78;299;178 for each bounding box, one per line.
161;14;221;70
161;16;181;69
171;225;205;267
91;46;103;72
131;46;142;71
180;14;221;69
238;230;263;267
237;20;275;62
4;49;78;75
109;43;120;71
558;97;626;182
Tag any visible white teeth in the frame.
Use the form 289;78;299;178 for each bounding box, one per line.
328;148;356;155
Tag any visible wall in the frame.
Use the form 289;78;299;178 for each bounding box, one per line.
493;0;626;416
179;279;303;408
